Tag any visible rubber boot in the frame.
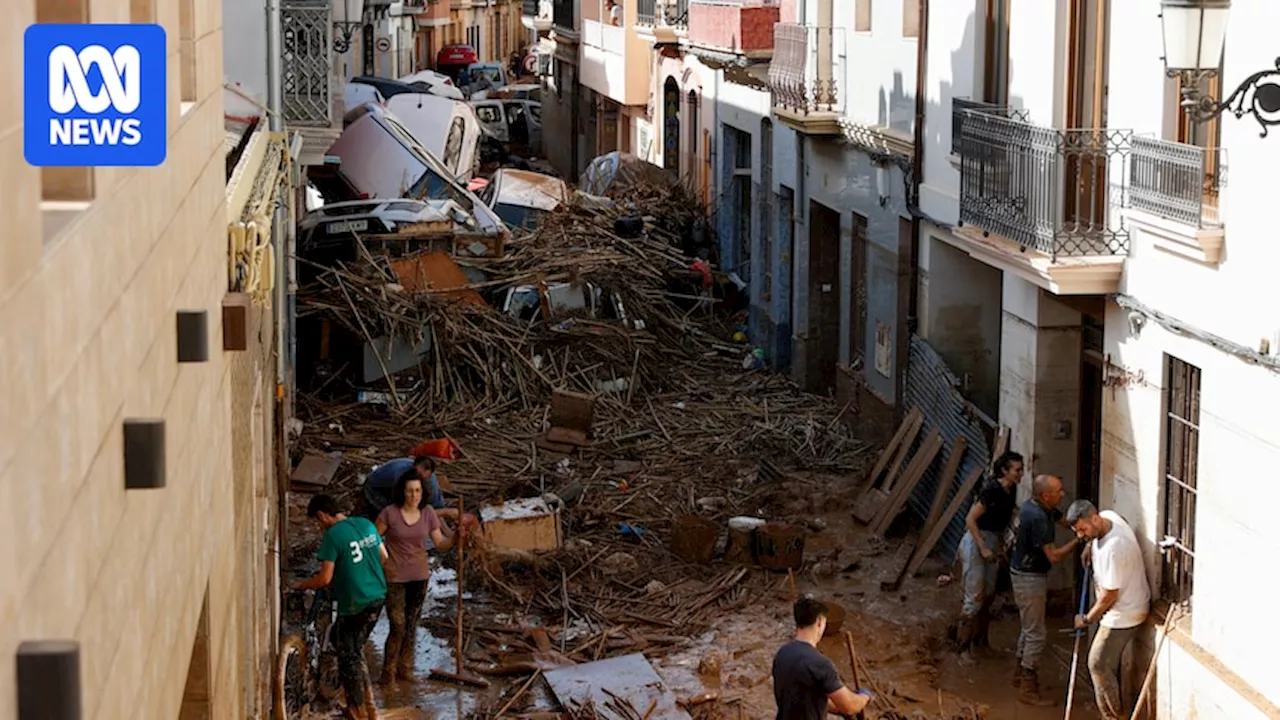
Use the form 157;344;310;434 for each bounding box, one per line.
1010;660;1024;688
955;617;976;666
377;661;396;686
1018;669;1056;707
362;683;381;720
974;598;995;650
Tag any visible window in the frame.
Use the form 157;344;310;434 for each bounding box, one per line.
982;0;1010;105
1174;71;1224;221
442;117;466;171
131;0;153;22
179;0;196;107
37;0;95;210
903;0;919;38
1161;354;1201;605
855;0;871;33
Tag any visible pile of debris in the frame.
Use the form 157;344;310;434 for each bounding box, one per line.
292;178;881;716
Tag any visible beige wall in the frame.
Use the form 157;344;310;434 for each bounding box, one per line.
1;0;280;717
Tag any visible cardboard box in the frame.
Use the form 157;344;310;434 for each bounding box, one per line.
480;497;562;552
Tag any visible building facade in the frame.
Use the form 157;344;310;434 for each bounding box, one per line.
919;0;1280;716
5;0;284;718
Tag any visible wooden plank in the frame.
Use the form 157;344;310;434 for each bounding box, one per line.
922;436;967;534
903;465;985;579
867;430;936;531
860;407;920;491
879;412;924;494
851;488;890;525
870;431;942;536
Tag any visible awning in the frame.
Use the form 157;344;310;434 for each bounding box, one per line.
437;44;478;66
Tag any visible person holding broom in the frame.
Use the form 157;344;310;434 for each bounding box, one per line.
375;468;467;685
771;596;873;719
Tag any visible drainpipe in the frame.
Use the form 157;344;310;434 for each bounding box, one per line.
899;0;928;424
267;0;287;400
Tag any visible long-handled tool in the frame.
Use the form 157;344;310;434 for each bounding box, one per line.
1064;566;1092;720
430;498;489;689
844;631;866;720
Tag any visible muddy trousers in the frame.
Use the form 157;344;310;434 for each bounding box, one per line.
383;580;428;679
1089;623;1141;720
335;600;385;714
1010;571;1048;672
959;531;999;617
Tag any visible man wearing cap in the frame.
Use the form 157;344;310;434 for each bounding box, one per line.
1067;500;1151;720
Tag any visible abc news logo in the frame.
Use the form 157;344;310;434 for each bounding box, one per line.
24;24;167;168
48;44;144;147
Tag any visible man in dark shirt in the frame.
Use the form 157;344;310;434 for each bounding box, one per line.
361;456;458;523
1009;474;1080;706
955;451;1023;662
771;597;872;720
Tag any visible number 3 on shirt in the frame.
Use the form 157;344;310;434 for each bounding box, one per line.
349;540;364;563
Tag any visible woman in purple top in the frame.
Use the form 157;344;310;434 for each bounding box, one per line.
375;469;460;684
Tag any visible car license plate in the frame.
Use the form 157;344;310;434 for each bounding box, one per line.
326;219;369;234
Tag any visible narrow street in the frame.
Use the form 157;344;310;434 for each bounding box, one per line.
282;189;1101;718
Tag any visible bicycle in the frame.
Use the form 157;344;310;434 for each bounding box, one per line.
274;588;342;720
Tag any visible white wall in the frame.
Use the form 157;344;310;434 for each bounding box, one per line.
833;0;919;133
1100;1;1280;715
223;0;268;117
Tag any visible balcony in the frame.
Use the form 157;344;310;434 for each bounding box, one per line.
280;0;343;163
687;0;778;60
524;0;537;15
553;0;574;31
953;107;1133;295
950;98;1028;155
768;24;845;136
581;17;650;106
1126;136;1226;263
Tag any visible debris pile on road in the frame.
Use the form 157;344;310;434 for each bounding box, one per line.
292;176;882;715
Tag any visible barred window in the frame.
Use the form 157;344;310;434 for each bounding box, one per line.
1161;354;1201;605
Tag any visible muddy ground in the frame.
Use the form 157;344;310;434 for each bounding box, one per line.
283;487;1102;720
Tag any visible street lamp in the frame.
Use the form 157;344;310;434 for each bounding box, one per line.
1160;0;1280;136
334;0;366;53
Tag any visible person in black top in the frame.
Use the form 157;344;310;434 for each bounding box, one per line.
771;597;872;720
1009;474;1080;706
954;451;1023;663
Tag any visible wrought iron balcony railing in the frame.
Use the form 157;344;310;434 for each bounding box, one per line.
951;98;1028;155
552;0;574;29
768;23;843;115
1129;136;1225;229
637;0;656;26
523;0;538;16
666;0;689;27
956;110;1132;258
280;0;333;127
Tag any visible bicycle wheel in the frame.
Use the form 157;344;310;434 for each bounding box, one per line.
273;635;311;720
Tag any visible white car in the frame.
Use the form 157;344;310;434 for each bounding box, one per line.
299;198;474;243
398;70;465;100
477;168;567;230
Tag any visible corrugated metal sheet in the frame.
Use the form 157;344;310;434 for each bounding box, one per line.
903;334;996;562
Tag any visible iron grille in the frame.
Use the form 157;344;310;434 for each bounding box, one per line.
1160;354;1200;606
1130;136;1225;229
950;98;1028;155
281;0;332;127
637;0;656;25
955;110;1132;258
768;24;842;115
523;0;538;16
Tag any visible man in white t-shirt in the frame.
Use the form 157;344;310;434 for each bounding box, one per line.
1066;500;1152;720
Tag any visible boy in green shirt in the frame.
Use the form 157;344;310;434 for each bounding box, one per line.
293;494;389;720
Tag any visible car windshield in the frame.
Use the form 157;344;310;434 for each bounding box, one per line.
493;202;547;231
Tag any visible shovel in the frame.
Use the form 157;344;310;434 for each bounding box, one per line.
1064;565;1092;720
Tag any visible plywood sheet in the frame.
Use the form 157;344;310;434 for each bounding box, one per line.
543;653;690;720
389;252;484;305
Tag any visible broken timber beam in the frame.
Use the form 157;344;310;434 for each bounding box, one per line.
869;430;941;536
922;436;967;534
882;464;984;591
852;409;922;524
